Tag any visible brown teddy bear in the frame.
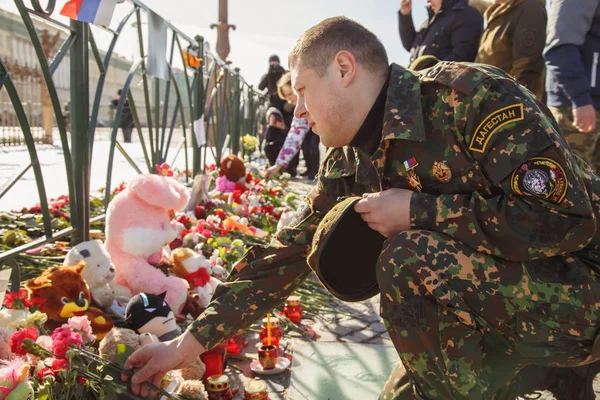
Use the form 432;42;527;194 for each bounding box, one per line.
25;262;114;340
213;155;248;201
219;154;246;182
99;328;208;399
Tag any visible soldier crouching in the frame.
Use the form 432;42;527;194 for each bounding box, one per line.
123;17;600;400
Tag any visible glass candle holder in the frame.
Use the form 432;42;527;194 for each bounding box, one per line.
244;379;270;400
258;345;278;370
258;318;282;348
206;374;233;400
200;341;228;380
283;295;303;323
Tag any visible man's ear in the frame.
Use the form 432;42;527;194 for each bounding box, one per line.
334;51;357;87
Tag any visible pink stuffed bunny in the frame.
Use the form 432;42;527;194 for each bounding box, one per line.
105;174;190;313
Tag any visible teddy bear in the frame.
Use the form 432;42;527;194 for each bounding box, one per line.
63;239;131;309
105;174;191;314
25;263;114;340
213;154;247;199
170;248;224;309
99;328;208;399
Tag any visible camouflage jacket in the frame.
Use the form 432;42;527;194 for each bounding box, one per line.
187;62;599;350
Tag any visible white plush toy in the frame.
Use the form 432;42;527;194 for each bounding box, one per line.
63;240;132;308
170;248;223;308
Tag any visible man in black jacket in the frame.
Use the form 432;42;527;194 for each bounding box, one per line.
399;0;483;65
258;55;286;112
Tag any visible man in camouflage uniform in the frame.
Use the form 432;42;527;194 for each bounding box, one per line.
124;17;600;399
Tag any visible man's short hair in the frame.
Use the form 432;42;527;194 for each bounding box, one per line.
277;72;292;100
288;17;389;77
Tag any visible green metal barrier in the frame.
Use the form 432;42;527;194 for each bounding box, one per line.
0;0;268;268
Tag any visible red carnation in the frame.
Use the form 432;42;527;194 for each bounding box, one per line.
195;205;205;219
245;172;253;183
51;358;70;371
214;209;227;220
169;238;183;250
10;327;38;356
3;289;28;309
177;215;192;228
37;367;56;382
51;326;83;358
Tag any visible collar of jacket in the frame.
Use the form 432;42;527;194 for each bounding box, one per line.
321;64;425;180
427;0;468;18
381;63;426;143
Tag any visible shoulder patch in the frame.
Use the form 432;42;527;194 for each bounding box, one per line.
510;157;568;204
469;104;524;153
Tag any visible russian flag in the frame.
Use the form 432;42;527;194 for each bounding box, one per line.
60;0;118;26
403;157;418;170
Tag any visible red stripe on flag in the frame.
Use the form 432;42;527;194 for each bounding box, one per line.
60;0;84;19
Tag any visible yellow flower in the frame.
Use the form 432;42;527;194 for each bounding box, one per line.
242;135;259;153
26;311;48;327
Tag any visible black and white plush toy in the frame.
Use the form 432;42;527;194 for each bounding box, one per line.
124;292;181;342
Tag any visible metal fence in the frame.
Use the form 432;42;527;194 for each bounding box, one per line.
0;0;269;265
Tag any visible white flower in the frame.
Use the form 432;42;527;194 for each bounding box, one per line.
36;335;53;351
0;308;29;329
206;215;221;225
185;211;199;223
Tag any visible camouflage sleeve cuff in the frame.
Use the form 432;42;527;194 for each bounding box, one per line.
410;192;437;231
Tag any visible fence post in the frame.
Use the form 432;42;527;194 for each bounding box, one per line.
192;35;204;176
70;20;90;244
230;67;241;155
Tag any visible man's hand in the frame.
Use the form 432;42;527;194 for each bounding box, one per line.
400;0;412;15
264;164;283;180
354;189;413;238
122;331;205;397
573;104;597;133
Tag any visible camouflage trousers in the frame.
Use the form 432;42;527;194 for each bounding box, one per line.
376;230;600;400
549;105;600;173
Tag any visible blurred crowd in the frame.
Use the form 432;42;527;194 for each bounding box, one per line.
258;0;600;175
399;0;600;172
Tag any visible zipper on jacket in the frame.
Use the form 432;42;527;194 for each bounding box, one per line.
592;52;599;88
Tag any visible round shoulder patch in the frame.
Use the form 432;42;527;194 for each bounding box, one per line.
510;157;568;203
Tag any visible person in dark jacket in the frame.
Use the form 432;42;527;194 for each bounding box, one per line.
263;107;299;176
475;0;547;100
398;0;483;64
258;55;286;112
545;0;600;172
110;89;134;143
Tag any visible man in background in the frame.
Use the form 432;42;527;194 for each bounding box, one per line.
399;0;483;64
259;54;286;113
475;0;547;100
545;0;600;172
